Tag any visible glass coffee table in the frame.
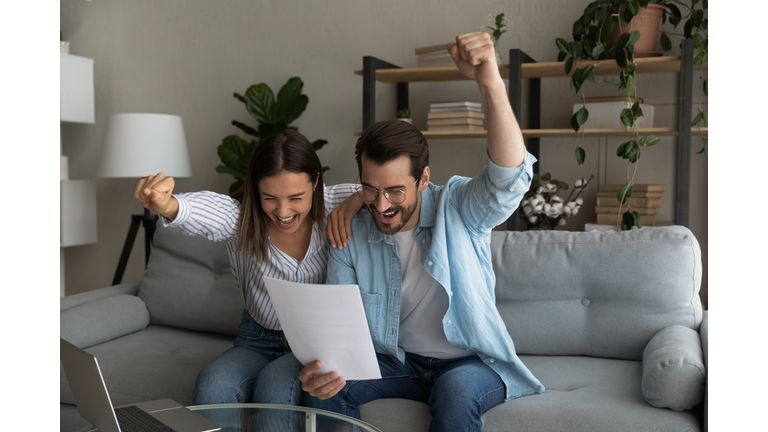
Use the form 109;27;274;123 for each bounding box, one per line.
76;403;382;432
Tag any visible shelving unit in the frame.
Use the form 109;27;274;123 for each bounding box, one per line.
355;40;706;230
61;53;98;297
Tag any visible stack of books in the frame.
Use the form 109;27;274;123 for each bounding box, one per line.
427;101;486;132
595;184;663;226
415;44;454;68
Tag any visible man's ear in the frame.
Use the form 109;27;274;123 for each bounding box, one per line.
418;167;430;191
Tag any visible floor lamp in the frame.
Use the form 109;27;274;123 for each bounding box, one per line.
98;113;192;285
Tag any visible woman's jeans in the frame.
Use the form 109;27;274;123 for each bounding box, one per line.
191;309;302;406
305;352;505;432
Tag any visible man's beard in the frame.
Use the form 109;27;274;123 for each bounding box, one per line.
368;196;419;235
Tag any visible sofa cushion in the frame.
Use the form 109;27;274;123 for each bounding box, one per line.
359;355;702;432
60;294;149;349
642;325;706;411
491;226;703;360
139;224;243;336
60;325;234;407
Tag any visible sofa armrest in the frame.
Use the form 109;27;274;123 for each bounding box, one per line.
60;281;141;312
60;291;149;349
701;311;708;432
641;325;706;411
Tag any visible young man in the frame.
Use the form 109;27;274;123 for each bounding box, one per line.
299;32;544;431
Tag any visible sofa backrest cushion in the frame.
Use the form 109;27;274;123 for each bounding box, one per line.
60;294;149;349
139;224;243;336
491;226;702;361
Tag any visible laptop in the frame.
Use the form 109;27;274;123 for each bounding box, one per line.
60;338;221;432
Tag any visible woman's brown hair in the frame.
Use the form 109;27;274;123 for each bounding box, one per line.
231;129;324;262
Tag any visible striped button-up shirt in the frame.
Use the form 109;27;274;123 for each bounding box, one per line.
164;184;359;330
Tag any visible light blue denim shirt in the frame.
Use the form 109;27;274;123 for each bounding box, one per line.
327;151;545;402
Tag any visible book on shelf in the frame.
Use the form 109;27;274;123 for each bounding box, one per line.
596;213;656;226
415;44;449;55
427;124;486;132
595;206;657;215
430;101;483;109
596;191;663;198
598;184;664;192
429;106;484;113
427;110;485;119
427;117;485;126
596;197;660;208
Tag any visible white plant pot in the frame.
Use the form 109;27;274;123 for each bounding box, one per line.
60;41;70;54
398;118;412;124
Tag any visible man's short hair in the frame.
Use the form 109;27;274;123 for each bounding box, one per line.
355;119;429;182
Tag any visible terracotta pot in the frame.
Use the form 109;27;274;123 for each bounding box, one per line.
608;4;665;57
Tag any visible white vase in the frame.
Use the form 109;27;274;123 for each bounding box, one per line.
398;118;412;124
60;41;70;54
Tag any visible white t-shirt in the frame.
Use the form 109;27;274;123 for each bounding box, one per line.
392;229;474;359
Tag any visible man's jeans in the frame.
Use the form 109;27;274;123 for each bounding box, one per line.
305;352;505;432
192;309;299;405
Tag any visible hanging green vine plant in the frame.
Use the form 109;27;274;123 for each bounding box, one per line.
555;0;707;230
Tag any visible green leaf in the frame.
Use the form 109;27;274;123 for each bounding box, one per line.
569;68;584;94
691;9;704;27
617;141;629;157
684;19;694;38
311;139;328;151
693;51;708;65
632;101;643;117
581;64;595;82
617;183;634;204
569;42;583;59
660;32;672;51
279;94;309;126
696;139;708;156
615;47;627;68
575;146;586;165
627;144;640;163
233;92;246;103
600;16;615;45
638;135;660;147
704;78;708;96
621;8;634;25
576;106;589;127
627;31;641;47
626;74;635;98
632;210;643;228
565;57;574;75
540;172;552;181
667;3;682;21
591;43;604;58
556;38;571;54
627;0;640;15
244;83;276;124
231;120;259;138
693;34;705;50
558;51;567;62
571;111;581;132
691;112;704;126
617;32;631;49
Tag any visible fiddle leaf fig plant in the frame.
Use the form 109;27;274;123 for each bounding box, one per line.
217;77;328;193
556;0;707;230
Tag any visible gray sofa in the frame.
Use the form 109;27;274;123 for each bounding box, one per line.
61;224;707;432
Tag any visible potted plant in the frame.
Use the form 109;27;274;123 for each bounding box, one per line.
520;174;594;230
216;77;329;192
397;108;412;124
555;0;707;230
484;10;510;63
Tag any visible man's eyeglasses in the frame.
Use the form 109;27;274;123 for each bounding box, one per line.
357;178;419;205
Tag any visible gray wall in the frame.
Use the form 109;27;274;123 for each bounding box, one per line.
60;0;707;306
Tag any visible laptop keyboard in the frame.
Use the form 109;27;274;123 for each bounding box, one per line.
114;406;176;432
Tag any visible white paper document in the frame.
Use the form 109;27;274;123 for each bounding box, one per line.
263;277;382;381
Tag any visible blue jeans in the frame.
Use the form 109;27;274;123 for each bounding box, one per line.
305;352;505;432
192;309;300;406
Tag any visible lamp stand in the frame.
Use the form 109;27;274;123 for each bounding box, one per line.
112;208;159;285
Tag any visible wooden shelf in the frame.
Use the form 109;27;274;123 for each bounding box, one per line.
354;127;707;139
353;56;707;82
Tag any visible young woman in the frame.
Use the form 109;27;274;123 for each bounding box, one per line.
134;129;361;407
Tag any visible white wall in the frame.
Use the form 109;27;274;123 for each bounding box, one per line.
60;0;707;305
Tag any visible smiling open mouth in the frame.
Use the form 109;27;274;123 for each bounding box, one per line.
377;208;399;223
276;214;298;228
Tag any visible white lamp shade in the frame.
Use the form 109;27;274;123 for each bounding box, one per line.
98;113;192;178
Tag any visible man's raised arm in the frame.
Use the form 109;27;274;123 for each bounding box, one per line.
447;32;526;168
